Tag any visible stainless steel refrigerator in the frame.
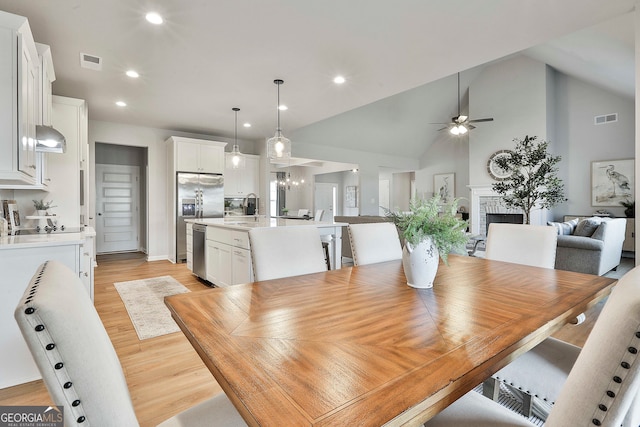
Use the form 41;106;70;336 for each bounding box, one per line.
176;172;224;262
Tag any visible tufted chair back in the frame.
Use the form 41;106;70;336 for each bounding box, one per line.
348;222;402;266
545;265;640;426
485;223;557;269
14;261;139;426
248;225;328;281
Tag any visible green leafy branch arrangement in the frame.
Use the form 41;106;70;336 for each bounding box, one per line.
386;195;468;264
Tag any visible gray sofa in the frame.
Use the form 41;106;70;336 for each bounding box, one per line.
554;218;626;275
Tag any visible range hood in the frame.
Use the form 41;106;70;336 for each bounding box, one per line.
35;125;67;153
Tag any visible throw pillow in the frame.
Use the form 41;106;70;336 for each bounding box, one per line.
547;218;579;235
573;217;603;237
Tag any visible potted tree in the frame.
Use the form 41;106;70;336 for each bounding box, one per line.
491;135;566;224
386;195;468;288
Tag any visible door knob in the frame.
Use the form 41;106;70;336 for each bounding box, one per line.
98;213;102;216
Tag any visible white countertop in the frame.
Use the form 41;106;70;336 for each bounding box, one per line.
0;226;95;250
186;217;347;231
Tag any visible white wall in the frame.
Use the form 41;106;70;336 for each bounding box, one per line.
416;135;470;211
414;54;633;224
469;56;550;186
553;72;634;219
289;139;418;215
88;120;254;261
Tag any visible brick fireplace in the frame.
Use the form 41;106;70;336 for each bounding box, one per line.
468;185;546;235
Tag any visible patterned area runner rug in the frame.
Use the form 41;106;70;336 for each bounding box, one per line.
114;276;190;340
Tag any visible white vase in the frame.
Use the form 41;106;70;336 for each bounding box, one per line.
402;237;439;289
37;210;47;216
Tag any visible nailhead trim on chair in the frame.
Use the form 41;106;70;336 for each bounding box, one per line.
589;328;640;426
21;262;89;425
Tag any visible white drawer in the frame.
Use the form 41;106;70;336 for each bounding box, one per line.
231;231;250;249
206;226;234;245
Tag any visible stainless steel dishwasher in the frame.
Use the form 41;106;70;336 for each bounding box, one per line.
192;224;207;279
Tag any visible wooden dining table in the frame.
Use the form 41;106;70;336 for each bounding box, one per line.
165;255;616;426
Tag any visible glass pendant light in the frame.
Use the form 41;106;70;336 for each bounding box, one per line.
230;107;245;169
267;79;291;160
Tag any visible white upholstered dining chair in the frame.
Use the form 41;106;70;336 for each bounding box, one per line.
485;223;558;268
426;264;640;427
248;225;328;281
482;222;559;414
347;222;402;266
14;260;246;427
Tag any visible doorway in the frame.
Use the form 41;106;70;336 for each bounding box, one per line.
95;164;139;253
95;143;147;254
315;183;338;221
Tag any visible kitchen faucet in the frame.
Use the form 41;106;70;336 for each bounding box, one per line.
243;193;258;217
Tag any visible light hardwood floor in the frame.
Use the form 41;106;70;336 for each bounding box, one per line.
0;252;605;425
0;252;221;426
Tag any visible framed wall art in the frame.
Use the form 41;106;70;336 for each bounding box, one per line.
434;173;455;203
591;158;634;207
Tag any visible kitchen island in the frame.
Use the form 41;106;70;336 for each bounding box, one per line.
186;217;347;287
0;226;96;388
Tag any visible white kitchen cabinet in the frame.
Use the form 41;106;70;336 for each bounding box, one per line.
33;43;55;188
0;11;39;186
35;43;54;127
170;137;226;174
232;247;253;285
0;233;97;389
224;153;259;197
206;239;232;286
44;96;87;228
186;222;193;270
80;228;96;300
202;225;252;286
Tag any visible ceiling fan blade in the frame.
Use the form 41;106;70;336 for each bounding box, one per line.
436;126;450;131
468;118;494;123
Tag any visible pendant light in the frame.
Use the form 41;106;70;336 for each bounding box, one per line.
230;107;245;169
267;79;291;160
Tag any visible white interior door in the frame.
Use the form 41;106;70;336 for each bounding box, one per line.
315;183;337;220
95;164;140;253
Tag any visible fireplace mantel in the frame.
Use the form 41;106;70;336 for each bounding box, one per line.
468;185;547;235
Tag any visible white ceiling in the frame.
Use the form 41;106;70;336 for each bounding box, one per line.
0;0;635;159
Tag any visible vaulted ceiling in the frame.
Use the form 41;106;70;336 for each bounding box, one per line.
0;0;635;159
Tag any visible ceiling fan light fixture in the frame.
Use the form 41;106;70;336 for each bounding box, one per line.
450;124;468;136
267;79;292;160
230;107;245;169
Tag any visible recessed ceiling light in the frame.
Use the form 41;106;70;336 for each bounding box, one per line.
126;70;139;78
278;105;288;111
145;12;163;25
243;123;251;128
333;75;346;84
116;101;127;107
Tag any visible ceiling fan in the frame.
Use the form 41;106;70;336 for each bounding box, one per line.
432;72;494;135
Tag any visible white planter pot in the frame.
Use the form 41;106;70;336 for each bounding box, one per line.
402;237;439;289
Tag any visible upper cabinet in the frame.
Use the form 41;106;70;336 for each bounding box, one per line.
49;96;87;228
224;153;259;197
35;42;54;127
0;12;57;189
167;136;226;174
